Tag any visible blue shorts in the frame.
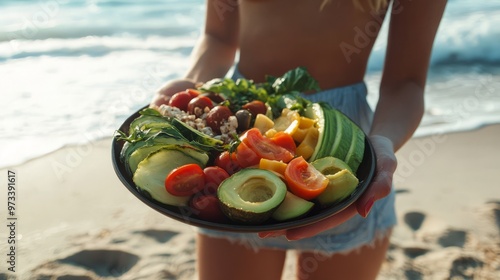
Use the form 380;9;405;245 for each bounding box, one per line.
198;67;397;255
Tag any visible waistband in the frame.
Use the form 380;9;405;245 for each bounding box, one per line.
229;65;372;133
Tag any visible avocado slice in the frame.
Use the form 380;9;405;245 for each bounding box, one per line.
217;169;287;224
272;191;314;221
311;156;352;175
316;169;359;207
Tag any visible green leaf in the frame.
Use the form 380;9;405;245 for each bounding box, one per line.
271;67;321;94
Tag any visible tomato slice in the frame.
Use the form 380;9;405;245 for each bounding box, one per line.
284;156;329;200
165;164;205;196
203;166;230;194
271;131;297;154
241;128;294;163
235;141;261;167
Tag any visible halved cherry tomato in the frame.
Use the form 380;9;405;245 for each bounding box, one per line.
284;156;329;200
203;166;230;194
241;128;294;163
165;164;205;196
215;151;242;175
235;141;261;168
271;131;297;154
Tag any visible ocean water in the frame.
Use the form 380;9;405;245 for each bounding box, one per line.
1;0;499;168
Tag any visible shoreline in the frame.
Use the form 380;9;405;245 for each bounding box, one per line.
0;124;499;279
3;121;499;171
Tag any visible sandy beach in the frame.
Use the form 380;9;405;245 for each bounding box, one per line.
1;125;499;279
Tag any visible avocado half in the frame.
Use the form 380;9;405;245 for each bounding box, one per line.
311;157;359;207
217;169;287;224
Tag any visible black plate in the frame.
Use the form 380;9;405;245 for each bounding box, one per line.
111;106;376;232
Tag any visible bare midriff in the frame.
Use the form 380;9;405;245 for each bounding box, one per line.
237;0;387;90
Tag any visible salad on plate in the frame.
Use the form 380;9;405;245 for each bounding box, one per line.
113;67;371;228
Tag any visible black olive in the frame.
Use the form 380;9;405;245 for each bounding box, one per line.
235;109;252;133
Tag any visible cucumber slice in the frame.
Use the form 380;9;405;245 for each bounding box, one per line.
330;109;353;162
345;121;365;173
128;139;187;174
133;147;208;206
130;114;170;132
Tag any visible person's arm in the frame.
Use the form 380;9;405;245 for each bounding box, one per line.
371;0;447;151
355;0;448;213
280;0;447;240
151;0;239;107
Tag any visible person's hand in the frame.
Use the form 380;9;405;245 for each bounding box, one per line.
150;78;197;108
258;135;397;240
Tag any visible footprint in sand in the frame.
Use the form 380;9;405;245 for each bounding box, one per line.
449;255;484;279
50;275;93;280
132;229;179;243
486;200;500;231
403;211;426;232
60;249;140;277
403;246;430;258
437;229;467;248
395;188;410;194
404;268;424;280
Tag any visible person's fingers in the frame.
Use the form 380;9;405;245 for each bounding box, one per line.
284;204;358;241
151;79;197;108
150;94;170;108
356;135;397;217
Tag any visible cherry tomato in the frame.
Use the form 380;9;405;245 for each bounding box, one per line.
165;164;205;196
271;131;297;153
284;156;329;200
169;91;195;112
186;88;201;98
242;100;267;116
241;128;294;163
215;151;242;175
235;141;261;168
203;166;230;194
188;96;214;117
206;105;233;134
189;194;227;222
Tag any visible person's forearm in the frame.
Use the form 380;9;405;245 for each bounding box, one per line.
370;81;425;152
184;34;238;83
